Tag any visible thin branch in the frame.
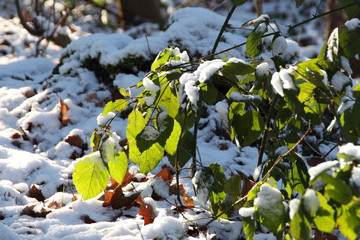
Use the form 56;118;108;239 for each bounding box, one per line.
15;0;44;36
257;95;278;171
211;5;237;55
261;122;312;182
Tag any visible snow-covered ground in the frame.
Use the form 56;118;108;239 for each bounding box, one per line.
0;1;340;239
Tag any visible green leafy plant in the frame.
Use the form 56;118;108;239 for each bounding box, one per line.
73;1;360;239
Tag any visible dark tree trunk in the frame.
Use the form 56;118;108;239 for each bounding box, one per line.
117;0;164;29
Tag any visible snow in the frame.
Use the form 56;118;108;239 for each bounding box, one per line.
303;189;319;215
271;72;284;96
289;198;300;220
272;36;287;57
254;184;282;209
350;167;360;188
142;216;185;239
239;207;255;217
344;18;360;31
230;92;262;102
143;77;160;93
338;143;360;160
331;71;351;92
308;160;339;181
256;58;275;77
327;28;339;62
97;112;116;126
340;56;353;75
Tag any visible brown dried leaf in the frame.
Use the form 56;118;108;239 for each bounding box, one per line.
183;192;195;208
59;99;69;127
81;215;97;224
120;171;135;187
103;186;141;209
138;199;156;225
64;135;83;149
27;185;45;202
218;143;229;150
241;177;255;198
48;200;60;209
155;166;174;184
11;132;21;139
307;157;325;167
169;184;185;196
20;205;51;218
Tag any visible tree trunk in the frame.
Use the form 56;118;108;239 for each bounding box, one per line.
117;0;164;28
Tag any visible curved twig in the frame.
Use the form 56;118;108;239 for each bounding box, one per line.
15;0;44;36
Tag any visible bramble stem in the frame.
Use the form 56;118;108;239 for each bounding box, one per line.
256;95;278;174
211;5;237;55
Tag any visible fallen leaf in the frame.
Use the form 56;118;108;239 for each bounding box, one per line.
307;157;325;167
120;171;136;187
10;132;21;139
59;98;69;127
183;192;195;208
241;176;255;198
27;185;45;202
155;166;174;184
103;186;141;209
64;135;85;149
138;198;156;225
20;205;51;218
81;215;97;224
218;143;229;150
48;200;60;209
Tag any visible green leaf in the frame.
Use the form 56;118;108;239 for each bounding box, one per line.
288;158;309;194
193;167;215;204
73;152;109;200
223;61;256;75
339;27;360;59
127;110;146;163
231;0;247;6
163;118;181;155
168;130;194;167
233;109;263;146
254;184;286;234
200;82;218;105
313;192;335;233
224;175;242;204
209;163;227;193
340;102;360;143
242;216;255;240
337;199;360;240
340;0;360;18
108;152;128;184
247;183;261;201
157;83;179;118
100;134;128;184
290;204;311;240
90;130;102;151
137;143;164;174
246;27;266;58
102;99;128;116
321;173;353;204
